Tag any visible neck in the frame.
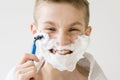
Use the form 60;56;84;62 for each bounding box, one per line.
41;61;81;80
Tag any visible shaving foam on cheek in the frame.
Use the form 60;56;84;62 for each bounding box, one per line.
37;33;90;71
34;32;50;57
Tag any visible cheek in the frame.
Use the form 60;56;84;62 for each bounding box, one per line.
47;33;55;39
70;34;79;42
41;31;56;39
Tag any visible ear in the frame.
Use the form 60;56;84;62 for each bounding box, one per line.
30;23;37;35
85;26;92;36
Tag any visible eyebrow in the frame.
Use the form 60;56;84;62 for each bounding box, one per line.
42;21;83;27
42;21;56;26
69;21;83;27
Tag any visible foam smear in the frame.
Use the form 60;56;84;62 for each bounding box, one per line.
37;33;90;71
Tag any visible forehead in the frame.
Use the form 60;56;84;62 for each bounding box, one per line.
35;2;85;26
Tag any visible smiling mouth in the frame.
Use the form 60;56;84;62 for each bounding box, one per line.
49;49;73;55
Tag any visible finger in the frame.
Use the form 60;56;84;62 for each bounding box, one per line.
19;53;39;64
18;68;37;80
15;61;35;71
16;66;37;75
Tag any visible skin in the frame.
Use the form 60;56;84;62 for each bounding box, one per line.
14;2;92;80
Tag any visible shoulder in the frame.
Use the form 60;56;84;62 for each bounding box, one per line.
78;52;108;80
77;52;94;71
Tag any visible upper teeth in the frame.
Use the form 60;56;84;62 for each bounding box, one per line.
56;50;71;55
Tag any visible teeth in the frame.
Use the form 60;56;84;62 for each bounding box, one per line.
49;49;73;55
56;50;71;55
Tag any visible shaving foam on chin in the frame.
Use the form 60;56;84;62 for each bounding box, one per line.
37;33;90;71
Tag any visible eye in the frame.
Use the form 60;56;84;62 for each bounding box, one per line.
44;27;56;32
69;28;80;32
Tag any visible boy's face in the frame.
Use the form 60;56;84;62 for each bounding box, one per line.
31;2;91;46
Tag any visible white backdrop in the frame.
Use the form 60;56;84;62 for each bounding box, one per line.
0;0;120;80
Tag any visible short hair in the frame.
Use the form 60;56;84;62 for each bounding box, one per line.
33;0;90;26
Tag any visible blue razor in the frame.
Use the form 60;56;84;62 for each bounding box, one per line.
31;35;44;54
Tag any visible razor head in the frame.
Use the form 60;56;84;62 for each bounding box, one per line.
33;32;49;43
34;35;44;41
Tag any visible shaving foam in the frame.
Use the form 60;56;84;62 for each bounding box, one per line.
37;33;90;71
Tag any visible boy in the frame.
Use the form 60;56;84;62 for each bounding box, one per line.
6;0;107;80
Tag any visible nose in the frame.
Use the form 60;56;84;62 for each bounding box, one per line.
56;31;71;46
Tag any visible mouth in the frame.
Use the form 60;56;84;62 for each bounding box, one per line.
49;49;73;55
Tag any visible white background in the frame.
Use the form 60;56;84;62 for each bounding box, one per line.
0;0;120;80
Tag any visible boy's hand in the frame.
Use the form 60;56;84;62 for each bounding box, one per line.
14;53;39;80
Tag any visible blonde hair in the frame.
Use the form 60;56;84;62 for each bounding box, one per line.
33;0;90;26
